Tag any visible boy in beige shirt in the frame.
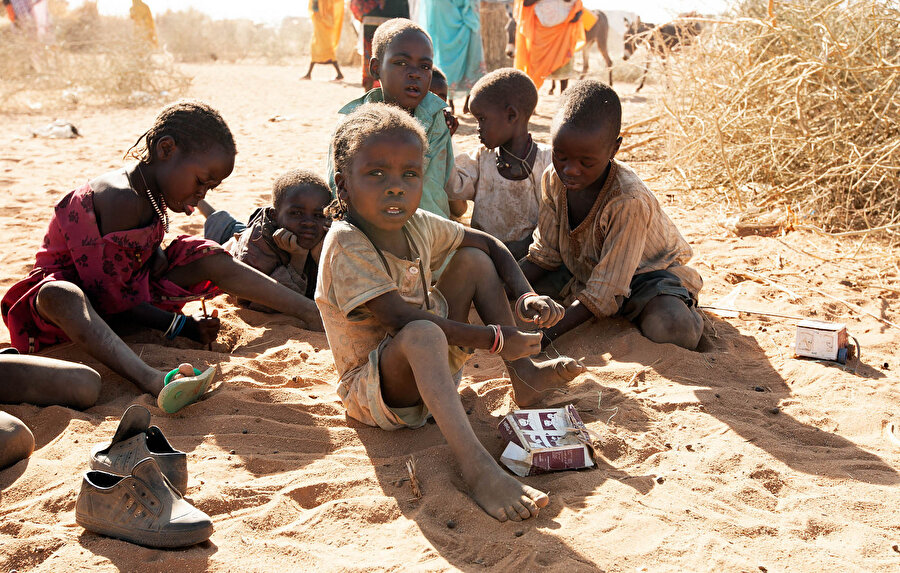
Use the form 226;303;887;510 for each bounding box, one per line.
521;80;704;349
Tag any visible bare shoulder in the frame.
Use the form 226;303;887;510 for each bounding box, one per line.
89;169;147;234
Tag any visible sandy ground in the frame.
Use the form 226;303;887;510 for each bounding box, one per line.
1;62;899;572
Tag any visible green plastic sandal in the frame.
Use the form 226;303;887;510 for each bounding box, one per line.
156;365;217;414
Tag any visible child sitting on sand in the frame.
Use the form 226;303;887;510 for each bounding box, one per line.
326;18;455;220
315;102;584;522
446;68;552;259
520;80;704;349
1;100;323;413
198;169;330;308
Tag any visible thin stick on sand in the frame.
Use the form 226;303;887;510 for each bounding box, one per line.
406;457;422;499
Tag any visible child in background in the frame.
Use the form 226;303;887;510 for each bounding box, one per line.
521;80;704;349
316;103;584;522
429;67;449;103
1;101;323;412
430;67;461;140
446;68;552;259
198;169;330;308
326;18;455;220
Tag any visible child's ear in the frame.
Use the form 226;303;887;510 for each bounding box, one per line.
155;135;176;161
369;58;381;81
506;104;519;123
610;136;623;159
334;172;348;199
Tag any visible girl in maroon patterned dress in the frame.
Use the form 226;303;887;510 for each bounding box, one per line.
1;101;323;412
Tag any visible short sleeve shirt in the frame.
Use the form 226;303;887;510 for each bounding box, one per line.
315;210;465;381
446;143;552;243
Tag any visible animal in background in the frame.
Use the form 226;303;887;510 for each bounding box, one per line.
623;12;701;92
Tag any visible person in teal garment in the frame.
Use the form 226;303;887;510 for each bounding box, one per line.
326;18;454;219
419;0;486;103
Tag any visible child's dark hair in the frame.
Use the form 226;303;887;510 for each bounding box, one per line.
469;68;539;117
272;169;331;211
327;102;427;219
125;99;236;163
431;67;447;86
372;18;431;63
551;79;622;138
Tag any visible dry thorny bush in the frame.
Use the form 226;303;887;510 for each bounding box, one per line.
657;0;900;233
0;2;189;109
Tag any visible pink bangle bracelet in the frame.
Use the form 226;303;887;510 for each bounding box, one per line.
488;324;502;354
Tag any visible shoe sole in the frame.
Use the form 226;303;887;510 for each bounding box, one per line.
75;512;213;548
157;366;217;414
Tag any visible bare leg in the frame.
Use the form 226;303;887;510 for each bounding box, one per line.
379;320;549;522
549;80;556;95
34;281;165;395
0;412;34;469
331;61;344;80
163;253;322;330
436;248;583;406
559;79;568;93
636;295;703;349
196;198;215;218
301;62;314;80
0;354;101;409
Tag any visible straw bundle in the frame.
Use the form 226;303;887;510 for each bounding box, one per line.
0;3;188;108
659;0;900;232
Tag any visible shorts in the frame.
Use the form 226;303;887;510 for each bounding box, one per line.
616;269;697;321
204;210;248;245
338;335;472;431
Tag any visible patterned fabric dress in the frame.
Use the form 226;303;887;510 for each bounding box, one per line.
1;183;224;353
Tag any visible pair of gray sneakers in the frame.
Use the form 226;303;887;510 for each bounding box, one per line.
75;405;213;548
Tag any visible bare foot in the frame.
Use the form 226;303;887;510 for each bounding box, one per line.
463;451;549;522
507;356;584;406
301;74;311;80
333;74;344;81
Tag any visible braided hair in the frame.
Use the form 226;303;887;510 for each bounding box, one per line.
125;99;236;164
327;102;427;220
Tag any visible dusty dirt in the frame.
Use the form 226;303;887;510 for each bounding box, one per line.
1;62;899;572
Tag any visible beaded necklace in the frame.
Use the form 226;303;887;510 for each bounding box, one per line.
134;164;169;232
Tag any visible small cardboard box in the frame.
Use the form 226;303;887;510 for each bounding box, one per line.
794;320;849;362
498;405;595;477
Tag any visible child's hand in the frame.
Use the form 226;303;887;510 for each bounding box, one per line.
499;327;542;361
149;246;168;279
520;294;565;328
273;228;305;254
182;309;220;345
443;108;459;136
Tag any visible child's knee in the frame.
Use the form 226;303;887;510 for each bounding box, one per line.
638;297;702;350
68;365;102;409
0;412;35;469
35;280;85;316
394;320;447;348
451;247;494;273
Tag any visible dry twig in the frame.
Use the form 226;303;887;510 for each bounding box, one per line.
660;0;900;232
